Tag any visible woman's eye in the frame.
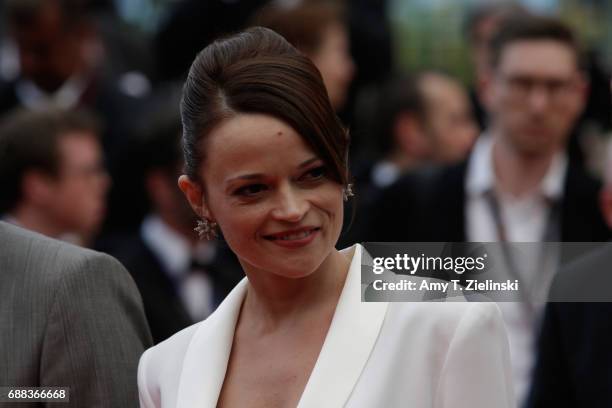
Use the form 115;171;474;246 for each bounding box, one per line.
302;166;327;181
234;184;267;197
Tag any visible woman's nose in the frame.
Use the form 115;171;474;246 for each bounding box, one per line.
271;184;309;222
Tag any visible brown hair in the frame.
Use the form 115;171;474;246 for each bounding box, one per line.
251;2;346;56
489;15;583;69
462;1;528;45
5;0;88;29
0;108;101;213
180;26;349;186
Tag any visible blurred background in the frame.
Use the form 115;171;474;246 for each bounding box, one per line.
1;1;612;406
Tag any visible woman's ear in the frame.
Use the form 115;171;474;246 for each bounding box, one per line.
178;175;211;219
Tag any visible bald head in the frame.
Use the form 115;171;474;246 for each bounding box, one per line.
417;72;478;163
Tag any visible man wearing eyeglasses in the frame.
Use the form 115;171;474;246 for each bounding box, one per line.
0;108;110;246
372;15;610;405
463;17;609;404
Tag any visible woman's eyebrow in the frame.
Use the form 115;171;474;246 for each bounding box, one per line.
226;173;264;183
225;157;320;184
298;157;320;168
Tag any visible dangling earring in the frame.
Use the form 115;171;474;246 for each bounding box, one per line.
343;183;354;201
194;218;218;240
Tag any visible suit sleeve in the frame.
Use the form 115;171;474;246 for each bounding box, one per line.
526;303;574;407
39;250;153;407
434;303;516;408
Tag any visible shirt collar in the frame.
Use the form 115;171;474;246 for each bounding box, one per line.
540;153;567;200
371;160;401;189
465;133;568;201
141;215;218;280
465;133;495;196
141;215;192;279
15;73;88;110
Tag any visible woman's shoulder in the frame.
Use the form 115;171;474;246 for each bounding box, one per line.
138;322;205;407
384;301;504;344
139;321;203;379
145;321;202;359
138;277;249;394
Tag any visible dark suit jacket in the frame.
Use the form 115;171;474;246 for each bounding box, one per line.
528;244;612;408
370;161;610;243
102;233;244;344
0;222;152;407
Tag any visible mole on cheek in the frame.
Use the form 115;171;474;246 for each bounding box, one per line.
276;131;283;137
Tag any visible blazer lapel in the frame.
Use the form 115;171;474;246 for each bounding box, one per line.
298;245;388;408
175;278;248;408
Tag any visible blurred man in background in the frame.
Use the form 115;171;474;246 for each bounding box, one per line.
372;16;609;404
0;0;143;131
0;109;109;246
349;71;477;245
0;0;148;235
369;71;477;187
414;71;479;164
99;105;243;344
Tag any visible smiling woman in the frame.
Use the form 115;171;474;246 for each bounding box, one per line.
137;27;515;408
184;113;344;281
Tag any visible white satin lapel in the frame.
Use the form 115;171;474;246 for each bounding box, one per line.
176;279;248;408
297;245;389;408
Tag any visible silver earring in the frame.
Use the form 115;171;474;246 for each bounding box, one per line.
343;183;354;201
194;218;218;240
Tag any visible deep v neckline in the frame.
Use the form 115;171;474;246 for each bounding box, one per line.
174;244;389;408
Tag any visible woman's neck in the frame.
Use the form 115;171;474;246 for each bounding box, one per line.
240;248;352;333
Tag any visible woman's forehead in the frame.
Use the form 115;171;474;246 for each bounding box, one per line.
202;113;319;178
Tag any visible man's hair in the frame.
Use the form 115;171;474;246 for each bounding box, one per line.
462;1;528;44
374;74;426;155
375;70;460;155
0;108;101;213
251;1;346;55
489;15;583;69
5;0;88;29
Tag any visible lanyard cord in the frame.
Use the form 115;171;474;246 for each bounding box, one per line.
484;190;561;324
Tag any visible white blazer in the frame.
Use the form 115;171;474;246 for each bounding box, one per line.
138;244;515;408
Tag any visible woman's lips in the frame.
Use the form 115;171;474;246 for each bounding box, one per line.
264;227;320;248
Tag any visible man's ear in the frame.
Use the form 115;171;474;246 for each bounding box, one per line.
572;72;589;116
478;71;495;113
394;112;429;158
22;170;55;206
178;175;212;219
599;187;612;230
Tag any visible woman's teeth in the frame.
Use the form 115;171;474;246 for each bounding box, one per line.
277;230;313;240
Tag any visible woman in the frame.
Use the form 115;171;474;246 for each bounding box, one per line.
138;27;514;408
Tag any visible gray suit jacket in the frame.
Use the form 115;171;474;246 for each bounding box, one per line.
0;222;153;407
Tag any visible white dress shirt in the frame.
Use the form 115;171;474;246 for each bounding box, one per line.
15;75;89;110
465;134;567;404
141;215;216;321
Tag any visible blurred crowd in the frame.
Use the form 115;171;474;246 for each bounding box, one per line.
1;0;611;406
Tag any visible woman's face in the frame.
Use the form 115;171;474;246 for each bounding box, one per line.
181;113;344;279
310;23;355;111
